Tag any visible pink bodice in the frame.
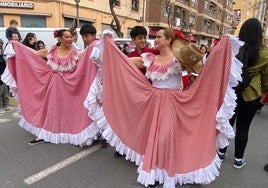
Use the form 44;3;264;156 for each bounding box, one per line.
141;53;183;90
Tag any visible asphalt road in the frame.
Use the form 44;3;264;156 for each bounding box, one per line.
0;106;267;188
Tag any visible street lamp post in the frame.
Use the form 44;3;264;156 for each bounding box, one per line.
74;0;80;27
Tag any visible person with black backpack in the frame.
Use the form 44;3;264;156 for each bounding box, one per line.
218;18;268;169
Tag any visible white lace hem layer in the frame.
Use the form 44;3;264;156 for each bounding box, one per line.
2;44;101;146
86;33;244;187
18;117;99;146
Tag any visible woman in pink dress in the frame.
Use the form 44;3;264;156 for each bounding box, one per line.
3;29;100;146
88;29;243;187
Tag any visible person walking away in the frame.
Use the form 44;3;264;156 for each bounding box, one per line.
218;18;268;169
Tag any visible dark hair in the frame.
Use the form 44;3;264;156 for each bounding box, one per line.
123;43;129;48
200;44;208;53
10;31;18;39
10;19;18;25
80;24;97;35
130;26;147;38
37;40;45;46
238;18;263;66
54;29;70;46
54;29;70;38
22;33;37;48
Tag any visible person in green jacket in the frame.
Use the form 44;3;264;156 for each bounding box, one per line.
218;18;268;169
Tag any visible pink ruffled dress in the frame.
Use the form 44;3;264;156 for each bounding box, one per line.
3;41;100;146
87;34;244;188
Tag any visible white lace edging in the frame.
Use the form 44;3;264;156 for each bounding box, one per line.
215;35;244;149
46;47;80;72
2;44;19;99
19;117;99;146
137;154;222;188
83;71;106;130
142;54;183;81
4;43;16;59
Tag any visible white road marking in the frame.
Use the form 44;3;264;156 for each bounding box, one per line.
0;119;11;123
24;144;100;185
12;112;21;118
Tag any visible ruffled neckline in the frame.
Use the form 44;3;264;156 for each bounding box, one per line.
46;45;79;72
141;53;182;81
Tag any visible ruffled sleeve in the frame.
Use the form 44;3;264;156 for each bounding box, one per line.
4;43;16;59
141;52;155;68
90;30;116;68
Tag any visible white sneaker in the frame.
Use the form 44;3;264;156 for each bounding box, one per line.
0;109;5;113
233;158;246;169
3;106;14;111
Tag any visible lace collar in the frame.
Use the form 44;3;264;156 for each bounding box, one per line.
46;45;80;72
142;53;182;81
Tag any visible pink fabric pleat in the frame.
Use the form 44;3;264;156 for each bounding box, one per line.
7;41;98;143
101;35;231;176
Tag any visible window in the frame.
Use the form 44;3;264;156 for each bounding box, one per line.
64;17;92;28
114;0;120;6
189;16;195;25
226;14;232;23
227;0;233;7
132;0;139;11
204;1;209;9
163;6;171;17
0;14;3;27
174;6;182;17
203;19;208;27
21;15;46;27
216;24;220;31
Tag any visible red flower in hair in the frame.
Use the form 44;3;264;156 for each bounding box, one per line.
53;30;59;38
174;29;187;40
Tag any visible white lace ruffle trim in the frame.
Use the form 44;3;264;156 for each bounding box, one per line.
142;54;183;81
87;34;244;187
19;117;99;146
2;44;101;146
215;34;244;149
137;155;222;188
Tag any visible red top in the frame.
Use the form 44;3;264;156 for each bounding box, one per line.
128;47;159;75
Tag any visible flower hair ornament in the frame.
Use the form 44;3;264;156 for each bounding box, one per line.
53;30;59;38
174;29;187;41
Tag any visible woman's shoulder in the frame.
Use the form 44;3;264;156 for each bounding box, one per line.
259;48;268;59
141;52;155;67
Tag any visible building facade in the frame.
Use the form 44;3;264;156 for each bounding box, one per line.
0;0;145;37
232;0;268;44
0;0;240;44
145;0;235;45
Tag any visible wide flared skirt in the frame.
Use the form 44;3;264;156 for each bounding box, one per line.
3;41;100;146
85;34;243;187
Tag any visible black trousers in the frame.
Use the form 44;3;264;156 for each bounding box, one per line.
219;91;261;159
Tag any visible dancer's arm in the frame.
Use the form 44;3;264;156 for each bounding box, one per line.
27;47;48;59
129;57;145;68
